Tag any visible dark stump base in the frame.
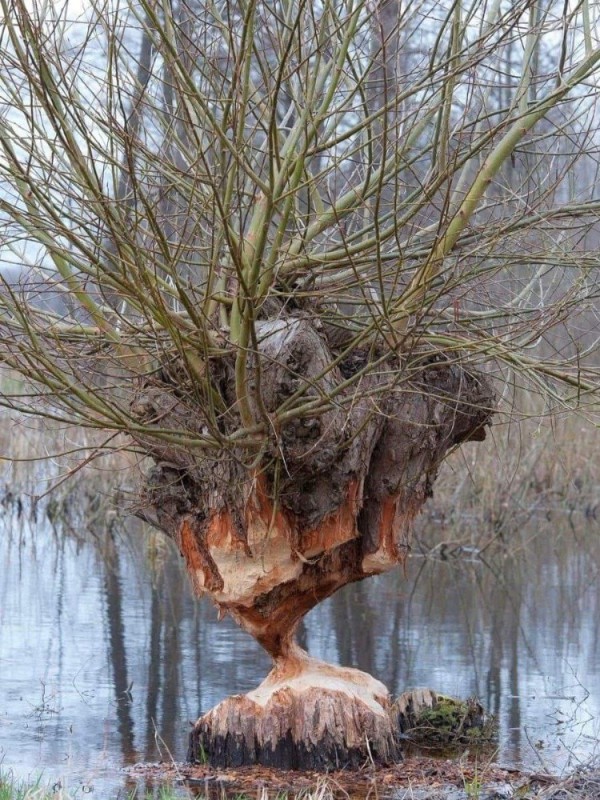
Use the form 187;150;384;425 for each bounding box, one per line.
188;657;402;771
188;726;400;771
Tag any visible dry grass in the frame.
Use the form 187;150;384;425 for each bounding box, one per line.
129;758;600;799
416;412;600;550
544;769;600;800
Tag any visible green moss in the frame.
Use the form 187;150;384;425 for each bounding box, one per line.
396;690;497;749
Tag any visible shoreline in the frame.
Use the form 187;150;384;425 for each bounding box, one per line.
126;755;600;799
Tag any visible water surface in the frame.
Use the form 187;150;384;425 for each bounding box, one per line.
1;496;599;794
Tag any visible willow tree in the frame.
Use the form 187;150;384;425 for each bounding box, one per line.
1;0;599;770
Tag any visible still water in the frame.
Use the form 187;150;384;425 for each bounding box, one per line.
1;494;599;794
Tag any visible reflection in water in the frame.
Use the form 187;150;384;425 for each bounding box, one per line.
103;531;136;764
158;557;182;759
483;558;522;757
145;578;162;760
0;507;599;794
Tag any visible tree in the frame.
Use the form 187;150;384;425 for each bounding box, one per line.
1;0;599;770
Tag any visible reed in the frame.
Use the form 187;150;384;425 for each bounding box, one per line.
417;412;600;550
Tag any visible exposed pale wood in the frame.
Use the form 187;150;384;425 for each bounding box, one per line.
189;645;401;769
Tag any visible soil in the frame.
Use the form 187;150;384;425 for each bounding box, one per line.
126;755;600;799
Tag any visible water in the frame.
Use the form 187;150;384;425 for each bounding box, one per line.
1;495;599;795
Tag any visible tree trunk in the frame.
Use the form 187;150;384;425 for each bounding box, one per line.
183;475;406;768
189;643;398;769
133;315;494;770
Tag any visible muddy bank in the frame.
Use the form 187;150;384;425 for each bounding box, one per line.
127;757;600;798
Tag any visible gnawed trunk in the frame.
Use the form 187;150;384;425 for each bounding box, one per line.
132;314;494;770
189;644;399;769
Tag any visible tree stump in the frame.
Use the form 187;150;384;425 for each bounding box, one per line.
189;646;400;769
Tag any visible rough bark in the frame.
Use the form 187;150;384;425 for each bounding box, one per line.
131;314;494;770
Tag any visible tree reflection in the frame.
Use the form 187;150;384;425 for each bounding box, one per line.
103;530;137;764
3;508;598;780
